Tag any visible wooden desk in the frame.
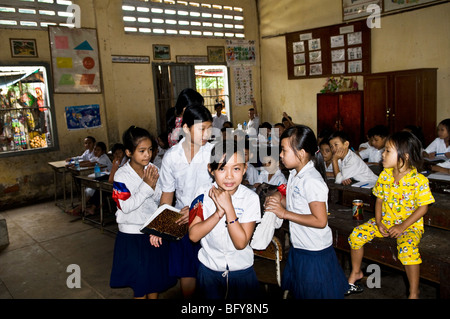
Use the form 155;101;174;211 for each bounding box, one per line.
48;160;70;210
67;165;105;208
75;175;115;233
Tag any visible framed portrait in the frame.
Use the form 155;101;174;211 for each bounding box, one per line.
207;46;226;63
10;39;38;58
153;44;171;60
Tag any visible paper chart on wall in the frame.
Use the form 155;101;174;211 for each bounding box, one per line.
226;40;257;66
233;67;253;106
49;26;101;93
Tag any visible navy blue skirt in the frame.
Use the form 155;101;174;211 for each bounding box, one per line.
110;231;177;297
281;245;349;299
168;234;200;278
196;263;261;299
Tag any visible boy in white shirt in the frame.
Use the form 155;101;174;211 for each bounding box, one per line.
358;125;388;164
329;131;378;185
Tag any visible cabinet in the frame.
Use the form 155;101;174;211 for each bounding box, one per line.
317;91;364;148
363;68;437;146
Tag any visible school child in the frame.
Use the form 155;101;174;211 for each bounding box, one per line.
242;139;260;188
264;125;348;299
247;98;260;137
66;135;96;163
109;126;176;299
423;118;450;159
319;138;334;178
270;122;285;145
189;140;261;299
212;102;229;131
347;131;435;299
329;131;378;185
159;103;214;298
257;122;272;144
358;125;389;164
258;146;287;186
152;132;169;169
108;143;128;184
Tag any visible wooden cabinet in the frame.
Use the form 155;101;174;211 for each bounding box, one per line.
363;68;437;146
317;91;364;148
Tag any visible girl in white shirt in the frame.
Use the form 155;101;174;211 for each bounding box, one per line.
264;125;348;299
423;118;450;159
110;126;176;299
159;103;214;298
189;141;261;299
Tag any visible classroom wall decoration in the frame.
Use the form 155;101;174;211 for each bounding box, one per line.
48;27;101;93
233;66;253;106
226;40;257;67
285;20;371;80
65;104;101;130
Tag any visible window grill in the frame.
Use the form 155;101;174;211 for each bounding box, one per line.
122;0;245;38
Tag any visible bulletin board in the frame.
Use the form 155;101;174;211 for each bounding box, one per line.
285;20;371;80
48;26;101;93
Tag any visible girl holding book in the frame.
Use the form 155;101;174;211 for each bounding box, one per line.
189;140;261;299
110;126;176;299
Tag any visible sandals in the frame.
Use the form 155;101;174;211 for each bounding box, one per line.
345;282;364;296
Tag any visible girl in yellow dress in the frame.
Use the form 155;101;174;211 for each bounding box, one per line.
347;131;435;299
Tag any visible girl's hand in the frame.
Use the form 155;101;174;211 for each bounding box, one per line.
149;235;162;247
175;206;189;225
264;195;286;219
209;186;232;218
387;224;405;238
376;222;389;237
143;164;159;189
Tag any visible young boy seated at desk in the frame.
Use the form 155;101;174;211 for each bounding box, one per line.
329;131;378;186
258;147;287;186
358;125;388;165
319;137;334;178
66;136;96;163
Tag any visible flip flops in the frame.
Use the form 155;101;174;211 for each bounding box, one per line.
345;282;364;296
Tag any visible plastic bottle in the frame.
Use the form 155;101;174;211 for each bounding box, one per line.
74;158;80;170
243;121;247;131
94;163;101;178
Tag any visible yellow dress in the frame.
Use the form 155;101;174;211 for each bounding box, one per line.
348;168;435;265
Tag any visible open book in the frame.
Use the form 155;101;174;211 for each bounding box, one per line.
351;180;376;189
139;204;188;240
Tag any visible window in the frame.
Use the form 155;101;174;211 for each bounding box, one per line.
0;0;74;29
122;0;245;38
0;63;58;157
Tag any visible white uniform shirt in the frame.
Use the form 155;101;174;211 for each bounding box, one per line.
113;162;162;234
212;113;229;130
74;149;94;162
247;116;260;137
244;163;260;185
425;138;450;155
195;183;261;272
159;137;214;209
359;146;383;163
335;150;378;184
286;161;332;251
90;153;112;171
258;168;287;186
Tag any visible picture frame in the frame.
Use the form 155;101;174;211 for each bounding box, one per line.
10;39;38;58
153;44;171;60
207;46;226;63
176;55;208;63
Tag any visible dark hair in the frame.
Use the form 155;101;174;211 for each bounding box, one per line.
223;121;233;128
214;103;223;109
329;130;350;145
282;116;292;122
368;125;389;138
167;88;204;132
403;125;425;148
111;143;125;154
181;103;213;128
274;123;285;128
95;141;107;153
259;122;272;130
209;140;245;172
157;132;170;150
86;136;96;144
280;125;326;181
122;126;153;154
386;131;423;171
439;118;450;132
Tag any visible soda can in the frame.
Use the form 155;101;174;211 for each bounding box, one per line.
352;200;364;220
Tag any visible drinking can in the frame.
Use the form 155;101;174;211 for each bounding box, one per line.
352;200;364;220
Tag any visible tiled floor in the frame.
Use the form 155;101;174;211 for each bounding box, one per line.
0;200;439;300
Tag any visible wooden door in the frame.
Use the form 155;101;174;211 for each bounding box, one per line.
392;71;421;134
338;91;364;148
317;93;339;135
363;75;390;134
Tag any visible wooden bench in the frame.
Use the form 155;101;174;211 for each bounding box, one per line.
327;181;450;298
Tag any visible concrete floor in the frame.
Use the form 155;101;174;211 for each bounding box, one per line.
0;200;440;300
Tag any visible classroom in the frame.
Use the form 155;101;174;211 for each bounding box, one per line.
0;0;449;304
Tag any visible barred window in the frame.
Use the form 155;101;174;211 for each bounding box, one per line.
122;0;245;38
0;0;74;29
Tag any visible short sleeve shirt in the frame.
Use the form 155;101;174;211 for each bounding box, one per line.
372;168;435;229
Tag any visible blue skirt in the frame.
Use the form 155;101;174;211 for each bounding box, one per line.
281;245;349;299
110;231;177;297
196;263;261;299
168;234;201;278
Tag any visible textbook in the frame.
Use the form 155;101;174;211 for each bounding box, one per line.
351;180;376;189
139;204;188;240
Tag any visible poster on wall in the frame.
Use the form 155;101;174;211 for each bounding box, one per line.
233;67;253;106
226;40;257;66
48;27;101;93
65;104;101;130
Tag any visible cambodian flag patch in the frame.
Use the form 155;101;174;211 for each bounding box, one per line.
188;194;204;225
112;181;131;210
